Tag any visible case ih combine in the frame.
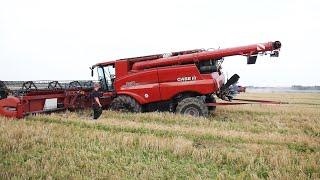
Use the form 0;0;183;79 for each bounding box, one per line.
0;41;281;118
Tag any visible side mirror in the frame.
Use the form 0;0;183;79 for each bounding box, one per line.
90;67;94;77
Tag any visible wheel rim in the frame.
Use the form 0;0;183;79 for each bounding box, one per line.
116;103;133;112
117;105;130;112
184;107;200;117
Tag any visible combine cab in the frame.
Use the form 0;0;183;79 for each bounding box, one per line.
0;41;281;118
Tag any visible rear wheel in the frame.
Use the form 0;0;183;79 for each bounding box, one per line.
176;97;209;117
110;95;142;113
206;95;216;114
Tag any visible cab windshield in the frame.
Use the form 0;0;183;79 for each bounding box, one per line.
97;65;115;91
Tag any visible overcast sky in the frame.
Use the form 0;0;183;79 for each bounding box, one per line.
0;0;319;86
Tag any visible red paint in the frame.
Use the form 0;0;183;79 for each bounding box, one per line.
0;41;281;118
0;89;112;119
107;41;280;105
131;42;276;70
0;97;20;118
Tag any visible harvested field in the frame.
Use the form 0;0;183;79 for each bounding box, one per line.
1;93;320;179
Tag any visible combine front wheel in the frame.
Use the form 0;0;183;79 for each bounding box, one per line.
206;95;216;114
110;95;142;113
176;97;209;117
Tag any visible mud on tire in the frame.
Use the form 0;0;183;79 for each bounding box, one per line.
176;97;209;117
110;95;142;113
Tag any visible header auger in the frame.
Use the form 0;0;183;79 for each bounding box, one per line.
0;41;281;118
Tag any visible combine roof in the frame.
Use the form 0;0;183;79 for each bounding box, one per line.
93;49;204;68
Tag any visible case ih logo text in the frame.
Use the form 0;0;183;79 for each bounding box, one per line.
123;81;137;88
177;76;197;82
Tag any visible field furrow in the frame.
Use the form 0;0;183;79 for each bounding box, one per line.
1;93;320;179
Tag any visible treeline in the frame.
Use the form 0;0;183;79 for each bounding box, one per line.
292;85;320;90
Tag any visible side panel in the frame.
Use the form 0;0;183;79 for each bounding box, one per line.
0;91;99;118
115;60;129;79
211;72;225;89
101;92;114;108
0;97;21;118
158;64;219;101
115;69;160;104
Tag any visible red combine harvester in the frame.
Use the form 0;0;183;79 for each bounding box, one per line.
0;41;281;118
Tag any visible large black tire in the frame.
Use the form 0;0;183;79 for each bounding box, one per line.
176;97;209;117
110;95;142;113
206;95;216;114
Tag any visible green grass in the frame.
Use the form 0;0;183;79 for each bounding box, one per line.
1;93;320;179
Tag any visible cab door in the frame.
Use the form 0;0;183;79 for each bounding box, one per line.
96;65;115;108
97;65;115;92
